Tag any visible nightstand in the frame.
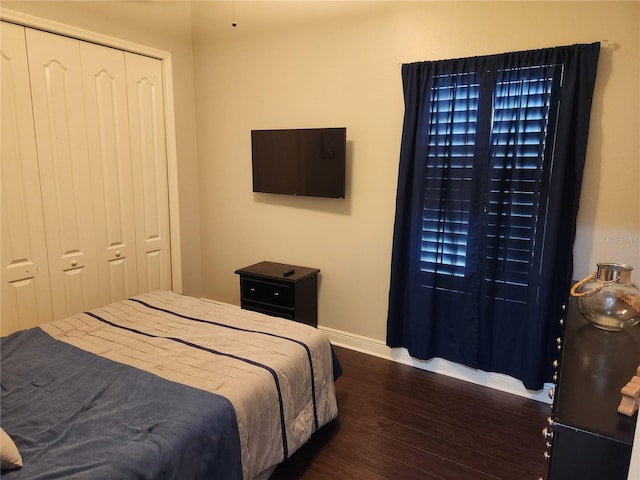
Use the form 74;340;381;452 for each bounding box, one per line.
235;261;320;327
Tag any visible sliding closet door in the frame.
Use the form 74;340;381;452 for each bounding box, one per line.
125;53;172;292
25;28;101;319
81;42;139;305
1;23;53;335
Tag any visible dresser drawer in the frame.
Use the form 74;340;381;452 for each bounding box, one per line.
241;278;294;308
544;298;639;479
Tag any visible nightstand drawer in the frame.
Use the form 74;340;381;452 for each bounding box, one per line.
241;278;293;308
241;302;294;320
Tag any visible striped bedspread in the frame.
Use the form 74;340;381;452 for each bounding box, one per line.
2;291;339;479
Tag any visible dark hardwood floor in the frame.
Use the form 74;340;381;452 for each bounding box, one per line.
271;346;550;480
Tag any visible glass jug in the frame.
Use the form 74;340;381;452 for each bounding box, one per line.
570;263;640;331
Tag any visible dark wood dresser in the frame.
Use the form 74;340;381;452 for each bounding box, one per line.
544;298;640;479
235;261;320;327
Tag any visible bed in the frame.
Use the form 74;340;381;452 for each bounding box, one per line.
0;291;340;479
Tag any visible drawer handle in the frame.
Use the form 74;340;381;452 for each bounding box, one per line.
249;288;255;293
548;388;554;400
273;292;280;297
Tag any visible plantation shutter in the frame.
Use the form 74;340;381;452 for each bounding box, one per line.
420;65;561;302
484;65;561;303
420;72;479;278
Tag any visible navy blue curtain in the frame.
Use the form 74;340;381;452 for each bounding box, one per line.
386;44;600;390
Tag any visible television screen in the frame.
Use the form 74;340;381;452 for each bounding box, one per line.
251;128;346;198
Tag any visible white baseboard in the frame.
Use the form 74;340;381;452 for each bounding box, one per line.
319;325;553;405
197;295;553;404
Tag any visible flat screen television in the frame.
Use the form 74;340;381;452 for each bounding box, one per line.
251;127;346;199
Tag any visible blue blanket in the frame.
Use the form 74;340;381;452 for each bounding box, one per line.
1;328;243;479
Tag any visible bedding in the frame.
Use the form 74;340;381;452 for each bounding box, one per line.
0;291;340;479
0;428;23;470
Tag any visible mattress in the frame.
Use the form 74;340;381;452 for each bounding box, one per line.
0;291;339;479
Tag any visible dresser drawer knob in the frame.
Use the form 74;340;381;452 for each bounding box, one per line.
544;451;551;460
548;388;554;400
542;427;553;440
273;291;279;297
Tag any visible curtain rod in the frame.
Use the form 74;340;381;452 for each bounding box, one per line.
398;41;618;67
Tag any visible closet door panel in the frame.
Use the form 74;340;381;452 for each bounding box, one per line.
25;28;101;319
81;42;138;305
1;23;53;334
125;52;172;292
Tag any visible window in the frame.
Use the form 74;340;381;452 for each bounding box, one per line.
387;44;600;390
420;65;561;303
421;72;478;278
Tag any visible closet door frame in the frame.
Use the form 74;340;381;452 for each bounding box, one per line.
0;7;183;293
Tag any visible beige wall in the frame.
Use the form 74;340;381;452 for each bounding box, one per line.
192;1;640;341
2;1;638;344
1;0;204;297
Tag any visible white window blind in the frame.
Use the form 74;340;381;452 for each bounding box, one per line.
420;65;560;302
486;67;556;297
420;73;479;277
